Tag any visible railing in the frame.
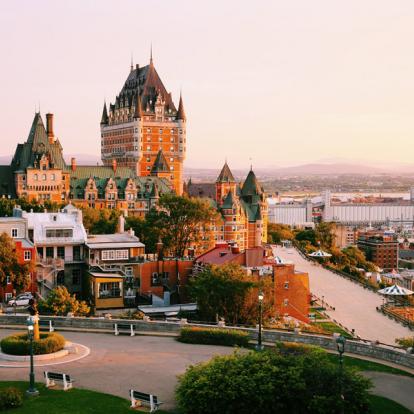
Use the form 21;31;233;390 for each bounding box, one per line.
378;305;414;330
37;257;65;269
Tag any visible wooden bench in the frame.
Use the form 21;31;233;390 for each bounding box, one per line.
129;389;162;412
44;371;73;391
114;323;135;336
39;319;54;332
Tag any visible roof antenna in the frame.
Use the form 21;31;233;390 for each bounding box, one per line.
150;43;153;65
130;52;134;72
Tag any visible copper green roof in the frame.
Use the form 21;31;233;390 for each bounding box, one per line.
11;113;67;172
151;150;170;174
221;190;236;209
241;170;262;197
216;162;235;183
0;166;15;197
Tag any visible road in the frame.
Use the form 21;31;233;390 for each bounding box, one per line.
273;246;413;344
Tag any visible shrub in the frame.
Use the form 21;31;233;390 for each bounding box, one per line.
274;341;324;356
38;286;90;316
118;310;144;320
395;336;414;349
0;387;23;410
177;327;249;347
0;332;66;355
176;349;372;414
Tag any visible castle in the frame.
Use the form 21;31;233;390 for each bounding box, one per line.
100;55;186;195
189;162;268;252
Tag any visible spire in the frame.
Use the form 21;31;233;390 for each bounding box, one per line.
241;169;262;197
101;101;109;125
134;92;143;119
130;53;134;72
177;91;186;121
216;161;235;183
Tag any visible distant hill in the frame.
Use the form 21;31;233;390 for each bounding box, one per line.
270;163;390;175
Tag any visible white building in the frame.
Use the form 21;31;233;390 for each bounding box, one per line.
267;197;313;227
21;204;87;296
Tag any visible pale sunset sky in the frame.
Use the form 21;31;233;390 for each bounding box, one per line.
1;0;414;169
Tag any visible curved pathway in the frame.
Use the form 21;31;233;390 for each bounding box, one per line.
1;329;413;411
273;246;412;344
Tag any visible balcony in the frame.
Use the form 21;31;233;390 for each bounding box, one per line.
37;257;65;269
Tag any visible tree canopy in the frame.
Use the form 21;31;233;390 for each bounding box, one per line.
0;233;32;292
81;208;121;235
38;286;90;316
267;223;294;244
126;194;218;256
188;263;274;325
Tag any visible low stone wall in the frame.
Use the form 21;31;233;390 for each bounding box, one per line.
1;314;413;369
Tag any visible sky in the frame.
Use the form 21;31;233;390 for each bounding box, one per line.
1;0;414;169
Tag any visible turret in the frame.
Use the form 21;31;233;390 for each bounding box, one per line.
100;102;109;125
177;92;186;121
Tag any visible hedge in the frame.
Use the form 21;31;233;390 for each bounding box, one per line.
0;332;66;356
177;327;250;347
0;387;23;411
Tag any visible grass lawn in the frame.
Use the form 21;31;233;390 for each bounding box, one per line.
312;321;353;338
369;395;412;414
0;381;411;414
325;354;414;378
0;382;172;414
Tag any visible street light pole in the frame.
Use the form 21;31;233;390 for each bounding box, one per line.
26;317;39;397
336;335;346;414
256;292;264;351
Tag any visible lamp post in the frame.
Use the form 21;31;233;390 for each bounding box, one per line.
26;317;39;397
255;292;264;351
336;335;346;413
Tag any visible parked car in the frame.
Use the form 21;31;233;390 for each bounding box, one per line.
8;293;33;307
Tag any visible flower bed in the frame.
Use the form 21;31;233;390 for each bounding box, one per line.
0;332;66;356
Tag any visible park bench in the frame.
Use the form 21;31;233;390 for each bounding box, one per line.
44;371;73;391
114;322;135;336
39;319;54;332
129;389;162;412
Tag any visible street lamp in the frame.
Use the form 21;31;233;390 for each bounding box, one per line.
26;317;39;397
336;335;346;413
255;292;264;351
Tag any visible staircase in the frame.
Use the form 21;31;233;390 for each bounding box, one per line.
36;257;65;297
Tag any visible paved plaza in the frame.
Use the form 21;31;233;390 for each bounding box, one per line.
273;246;413;344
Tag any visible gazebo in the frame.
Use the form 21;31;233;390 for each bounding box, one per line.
308;249;332;258
378;284;414;307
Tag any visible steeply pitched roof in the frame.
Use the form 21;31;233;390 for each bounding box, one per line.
151;150;170;174
221;190;236;209
177;93;186;121
241;169;262;197
216;162;235;183
0;166;15;197
101;102;109;124
11;113;67;171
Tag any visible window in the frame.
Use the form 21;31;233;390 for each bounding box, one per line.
98;282;121;298
11;228;18;238
101;249;129;261
46;247;54;258
46;229;73;238
42;174;46;181
72;269;81;285
125;267;133;276
6;276;11;284
284;281;289;290
283;299;289;307
34;174;38;181
170;157;174;162
57;246;65;259
57;271;65;285
73;246;81;260
51;174;55;181
24;251;31;261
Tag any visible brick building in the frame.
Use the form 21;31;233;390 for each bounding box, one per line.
193;242;310;323
100;56;186;195
0;213;37;302
357;231;399;271
189;162;268;252
0;113;173;217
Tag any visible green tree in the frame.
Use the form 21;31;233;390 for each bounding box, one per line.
38;286;90;316
315;222;335;249
188;263;274;325
0;233;32;293
145;194;219;257
176;348;372;414
295;229;317;246
267;223;294;244
82;208;121;234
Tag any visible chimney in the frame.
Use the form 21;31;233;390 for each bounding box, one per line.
112;159;117;173
118;214;125;233
231;245;240;254
71;157;76;172
46;113;54;144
